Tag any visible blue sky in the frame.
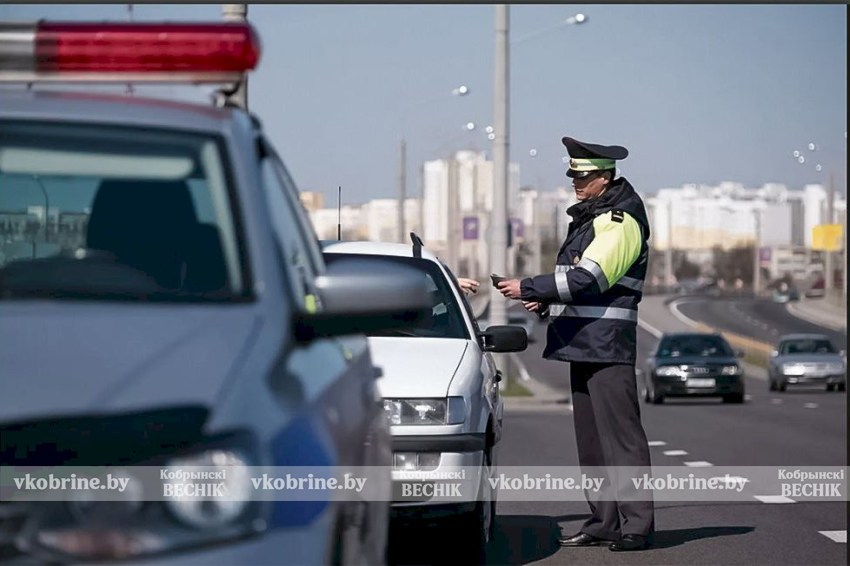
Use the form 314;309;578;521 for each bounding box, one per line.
2;4;846;206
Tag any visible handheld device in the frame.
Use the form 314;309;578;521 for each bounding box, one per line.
490;273;507;287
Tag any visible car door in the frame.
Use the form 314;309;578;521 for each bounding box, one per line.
258;148;381;470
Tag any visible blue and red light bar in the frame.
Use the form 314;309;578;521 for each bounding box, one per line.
0;21;261;83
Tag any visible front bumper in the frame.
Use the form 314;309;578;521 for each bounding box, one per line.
783;373;846;385
655;375;744;397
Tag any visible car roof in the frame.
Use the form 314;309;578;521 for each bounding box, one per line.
322;240;442;264
777;333;832;341
0;89;243;135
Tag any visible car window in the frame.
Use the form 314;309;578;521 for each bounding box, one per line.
324;253;469;339
0;121;244;301
259;157;322;312
441;260;482;336
780;339;837;355
658;335;734;358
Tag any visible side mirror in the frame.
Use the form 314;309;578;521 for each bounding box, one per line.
770;350;778;358
294;257;430;341
480;325;528;353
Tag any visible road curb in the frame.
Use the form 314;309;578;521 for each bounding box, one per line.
786;300;847;332
503;352;571;409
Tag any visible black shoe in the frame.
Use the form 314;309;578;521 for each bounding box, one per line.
609;534;651;552
558;532;611;547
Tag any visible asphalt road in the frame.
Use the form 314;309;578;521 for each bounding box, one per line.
676;297;846;348
389;301;847;565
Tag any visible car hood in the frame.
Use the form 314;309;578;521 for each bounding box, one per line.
776;354;845;365
0;303;262;423
368;337;468;398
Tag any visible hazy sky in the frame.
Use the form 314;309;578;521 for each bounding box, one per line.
2;4;846;207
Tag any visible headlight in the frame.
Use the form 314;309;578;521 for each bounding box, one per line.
721;365;741;375
782;363;806;376
25;438;264;562
655;365;683;377
383;397;465;425
164;449;253;529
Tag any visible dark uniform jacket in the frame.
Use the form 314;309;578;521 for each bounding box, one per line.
520;177;650;364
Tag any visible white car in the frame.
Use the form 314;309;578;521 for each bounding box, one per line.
322;239;527;558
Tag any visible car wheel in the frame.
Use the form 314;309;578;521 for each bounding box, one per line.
456;449;495;564
777;381;787;392
838;383;847;392
723;393;744;403
826;383;836;392
651;389;665;405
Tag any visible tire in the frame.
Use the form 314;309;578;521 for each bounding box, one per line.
777;381;787;392
826;383;836;392
651;391;665;405
723;393;744;403
455;449;495;565
838;383;846;392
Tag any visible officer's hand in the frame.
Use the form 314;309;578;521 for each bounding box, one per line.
457;277;480;295
522;300;541;312
497;279;522;299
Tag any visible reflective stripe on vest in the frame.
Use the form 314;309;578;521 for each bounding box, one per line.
549;304;638;322
577;257;609;292
616;275;644;292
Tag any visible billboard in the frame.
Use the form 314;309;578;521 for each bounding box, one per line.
811;224;843;252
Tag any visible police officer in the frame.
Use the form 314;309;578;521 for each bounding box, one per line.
497;136;654;552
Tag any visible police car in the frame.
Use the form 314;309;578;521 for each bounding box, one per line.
323;237;527;559
0;21;430;564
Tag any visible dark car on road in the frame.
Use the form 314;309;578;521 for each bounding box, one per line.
768;334;847;392
642;332;745;404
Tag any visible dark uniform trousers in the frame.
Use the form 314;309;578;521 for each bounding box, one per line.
570;361;654;538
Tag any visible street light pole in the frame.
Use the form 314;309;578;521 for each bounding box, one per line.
397;139;407;242
753;207;762;297
490;4;509;328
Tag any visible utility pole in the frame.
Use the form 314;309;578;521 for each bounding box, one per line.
446;158;459;272
222;4;248;108
489;4;509;328
753;208;762;297
665;198;674;290
398;139;407;242
824;172;835;296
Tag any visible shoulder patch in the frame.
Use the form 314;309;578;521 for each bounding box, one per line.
611;209;625;223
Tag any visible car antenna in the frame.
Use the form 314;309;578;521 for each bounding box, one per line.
337;186;341;241
410;232;424;258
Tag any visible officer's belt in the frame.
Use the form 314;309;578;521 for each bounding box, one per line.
548;304;639;322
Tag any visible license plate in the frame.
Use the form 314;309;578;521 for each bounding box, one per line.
687;378;716;387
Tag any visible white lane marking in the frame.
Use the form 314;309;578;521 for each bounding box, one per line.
669;300;702;329
663;449;688;456
637;317;663;338
819;531;847;544
770;398;783;404
804;403;819;409
647;440;667;447
744;394;753;401
684;461;713;467
754;495;796;503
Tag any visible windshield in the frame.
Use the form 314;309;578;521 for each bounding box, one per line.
657;335;734;358
780;339;837;355
324;253;469;339
0;121;245;302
